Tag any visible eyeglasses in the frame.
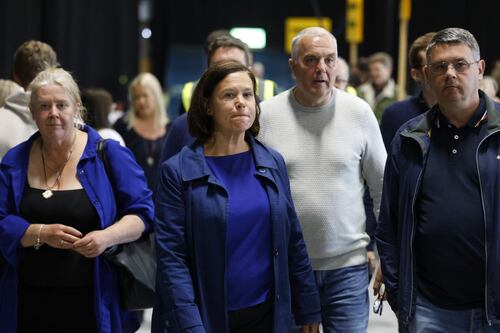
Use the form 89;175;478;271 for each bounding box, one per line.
428;60;479;75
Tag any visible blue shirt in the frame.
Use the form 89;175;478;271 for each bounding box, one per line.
206;150;272;310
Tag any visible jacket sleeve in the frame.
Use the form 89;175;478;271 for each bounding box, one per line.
154;160;205;333
0;165;30;266
104;139;154;232
375;151;401;312
275;153;321;325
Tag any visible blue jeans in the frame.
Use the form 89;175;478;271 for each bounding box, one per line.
315;263;369;333
409;294;500;333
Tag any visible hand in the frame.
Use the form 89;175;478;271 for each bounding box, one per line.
373;267;386;300
73;230;111;258
300;322;319;333
41;224;83;249
367;250;378;275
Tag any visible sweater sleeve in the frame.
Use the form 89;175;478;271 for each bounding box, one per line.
360;107;387;220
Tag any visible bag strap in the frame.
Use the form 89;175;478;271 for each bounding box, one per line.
97;139;111;178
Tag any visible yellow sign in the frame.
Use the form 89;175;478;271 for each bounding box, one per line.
400;0;411;20
346;0;364;44
284;17;332;54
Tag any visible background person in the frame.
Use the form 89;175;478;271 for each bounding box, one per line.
379;32;437;152
0;40;59;160
114;72;169;194
357;52;398;121
82;87;125;146
0;79;22;107
153;61;321;333
0;68;154;333
160;35;279;162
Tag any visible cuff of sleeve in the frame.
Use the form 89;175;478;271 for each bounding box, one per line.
165;305;204;332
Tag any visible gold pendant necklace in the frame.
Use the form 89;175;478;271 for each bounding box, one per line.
40;133;77;199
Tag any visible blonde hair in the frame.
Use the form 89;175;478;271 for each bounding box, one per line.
127;72;168;129
28;67;85;128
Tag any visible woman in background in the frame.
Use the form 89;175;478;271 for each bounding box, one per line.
82;87;125;146
153;61;320;333
0;68;154;333
114;73;169;193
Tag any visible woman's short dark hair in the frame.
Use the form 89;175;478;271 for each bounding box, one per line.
188;61;261;143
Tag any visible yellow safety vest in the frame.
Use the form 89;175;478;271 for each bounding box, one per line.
181;78;277;112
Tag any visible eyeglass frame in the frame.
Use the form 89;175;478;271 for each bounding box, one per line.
427;59;480;75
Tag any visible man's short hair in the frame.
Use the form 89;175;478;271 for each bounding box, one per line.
408;32;436;69
368;52;393;70
426;27;480;61
290;27;335;61
204;29;230;54
206;36;252;67
13;40;59;88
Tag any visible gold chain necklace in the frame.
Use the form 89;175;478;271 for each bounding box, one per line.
40;133;77;199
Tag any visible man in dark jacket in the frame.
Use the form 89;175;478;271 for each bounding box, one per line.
376;27;500;332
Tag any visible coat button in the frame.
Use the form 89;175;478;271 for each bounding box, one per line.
274;248;279;256
165;320;170;327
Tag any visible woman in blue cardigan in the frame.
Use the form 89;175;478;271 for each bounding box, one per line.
0;68;154;333
153;61;320;333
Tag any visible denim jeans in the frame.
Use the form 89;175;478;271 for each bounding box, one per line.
315;263;369;333
409;294;500;333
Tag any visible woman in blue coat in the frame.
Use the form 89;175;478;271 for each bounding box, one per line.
0;68;154;333
153;61;320;333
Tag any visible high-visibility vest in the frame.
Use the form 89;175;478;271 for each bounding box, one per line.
181;78;277;112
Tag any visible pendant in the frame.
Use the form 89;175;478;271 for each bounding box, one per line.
147;156;154;166
42;189;53;199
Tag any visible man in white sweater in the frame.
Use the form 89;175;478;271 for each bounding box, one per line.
258;27;386;332
0;40;59;160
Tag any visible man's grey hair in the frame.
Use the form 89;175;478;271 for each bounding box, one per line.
290;27;336;61
426;27;480;61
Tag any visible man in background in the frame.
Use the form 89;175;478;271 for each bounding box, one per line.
0;40;59;160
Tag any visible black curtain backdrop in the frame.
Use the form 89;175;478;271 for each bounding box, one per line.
152;0;499;89
0;0;138;104
0;0;498;99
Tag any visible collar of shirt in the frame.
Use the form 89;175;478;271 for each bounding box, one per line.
435;92;487;130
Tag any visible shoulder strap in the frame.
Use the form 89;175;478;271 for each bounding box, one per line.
97;139;111;178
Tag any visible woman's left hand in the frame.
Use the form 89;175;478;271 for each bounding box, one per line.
73;230;111;258
300;322;319;333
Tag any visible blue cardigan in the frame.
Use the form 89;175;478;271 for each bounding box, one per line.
152;136;321;333
0;126;154;333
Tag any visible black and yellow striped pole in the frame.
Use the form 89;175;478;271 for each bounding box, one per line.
397;0;411;100
346;0;364;68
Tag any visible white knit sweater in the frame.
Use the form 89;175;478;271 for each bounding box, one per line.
258;88;387;270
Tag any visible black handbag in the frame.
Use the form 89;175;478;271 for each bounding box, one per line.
97;139;156;311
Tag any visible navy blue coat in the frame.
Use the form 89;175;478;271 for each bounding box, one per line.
376;92;500;325
152;136;320;333
0;126;154;333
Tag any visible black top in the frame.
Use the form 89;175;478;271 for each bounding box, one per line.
415;96;487;309
113;117;168;194
18;187;99;288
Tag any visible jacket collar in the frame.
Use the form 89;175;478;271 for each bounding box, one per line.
1;125;102;169
178;135;279;182
403;90;500;139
